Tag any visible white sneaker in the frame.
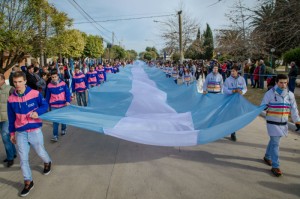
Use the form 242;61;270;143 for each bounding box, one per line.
51;136;58;142
61;130;67;136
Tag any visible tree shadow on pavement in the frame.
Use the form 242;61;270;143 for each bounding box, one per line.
258;181;300;197
0;177;22;191
41;125;300;177
170;149;300;179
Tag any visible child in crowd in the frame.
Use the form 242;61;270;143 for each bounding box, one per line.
72;66;89;106
46;70;71;142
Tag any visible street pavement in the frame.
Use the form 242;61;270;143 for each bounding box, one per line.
0;114;299;199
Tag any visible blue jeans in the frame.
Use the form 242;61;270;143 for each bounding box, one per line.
17;128;51;181
250;74;254;86
288;77;296;93
76;91;87;106
51;107;67;137
259;75;264;89
243;74;248;86
265;136;281;168
0;121;16;160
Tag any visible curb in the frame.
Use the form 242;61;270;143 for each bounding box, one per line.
260;111;299;134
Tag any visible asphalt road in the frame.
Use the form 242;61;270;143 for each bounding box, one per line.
0;115;299;199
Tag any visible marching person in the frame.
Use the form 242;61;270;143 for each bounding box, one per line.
86;66;100;88
46;70;71;142
72;66;89;106
261;74;300;177
223;66;247;141
8;71;51;197
203;65;223;94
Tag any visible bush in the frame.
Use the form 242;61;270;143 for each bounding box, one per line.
266;66;274;75
172;53;180;62
283;47;300;66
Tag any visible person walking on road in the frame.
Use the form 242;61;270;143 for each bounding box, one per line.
203;65;223;94
72;66;89;106
261;74;300;177
8;71;52;197
46;70;71;142
223;66;247;141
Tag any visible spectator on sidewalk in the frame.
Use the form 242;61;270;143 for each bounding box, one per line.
288;61;298;93
249;61;256;87
259;60;266;89
261;74;300;177
0;73;17;167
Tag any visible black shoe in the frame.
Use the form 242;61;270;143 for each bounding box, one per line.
7;160;14;168
271;168;283;177
231;133;237;141
43;162;51;175
20;181;34;197
3;154;17;162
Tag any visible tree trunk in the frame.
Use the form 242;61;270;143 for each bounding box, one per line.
0;50;4;69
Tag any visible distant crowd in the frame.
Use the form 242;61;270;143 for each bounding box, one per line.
147;59;298;93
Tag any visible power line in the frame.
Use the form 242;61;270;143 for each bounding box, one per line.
208;0;222;7
67;0;112;43
74;14;176;24
72;0;112;34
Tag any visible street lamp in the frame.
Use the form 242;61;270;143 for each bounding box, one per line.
270;48;275;69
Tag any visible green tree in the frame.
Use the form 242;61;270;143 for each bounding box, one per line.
202;24;214;60
0;0;35;73
171;52;180;62
185;28;203;59
142;46;158;60
250;0;300;57
83;35;104;58
143;52;153;61
111;45;126;60
126;50;137;60
283;47;300;66
0;0;73;72
139;52;145;59
59;29;85;58
46;7;73;62
103;45;126;60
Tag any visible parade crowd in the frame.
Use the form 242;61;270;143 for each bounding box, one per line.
0;59;128;196
149;58;300;178
0;58;299;197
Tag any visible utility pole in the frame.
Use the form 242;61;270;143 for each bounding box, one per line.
112;32;115;46
178;10;183;64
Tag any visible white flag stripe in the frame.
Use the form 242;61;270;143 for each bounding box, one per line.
104;63;198;146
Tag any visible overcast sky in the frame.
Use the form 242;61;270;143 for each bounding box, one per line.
48;0;258;53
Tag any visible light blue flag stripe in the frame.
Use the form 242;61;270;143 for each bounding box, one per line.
142;63;266;144
40;66;134;133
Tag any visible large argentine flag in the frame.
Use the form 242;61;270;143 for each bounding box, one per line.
40;61;265;146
